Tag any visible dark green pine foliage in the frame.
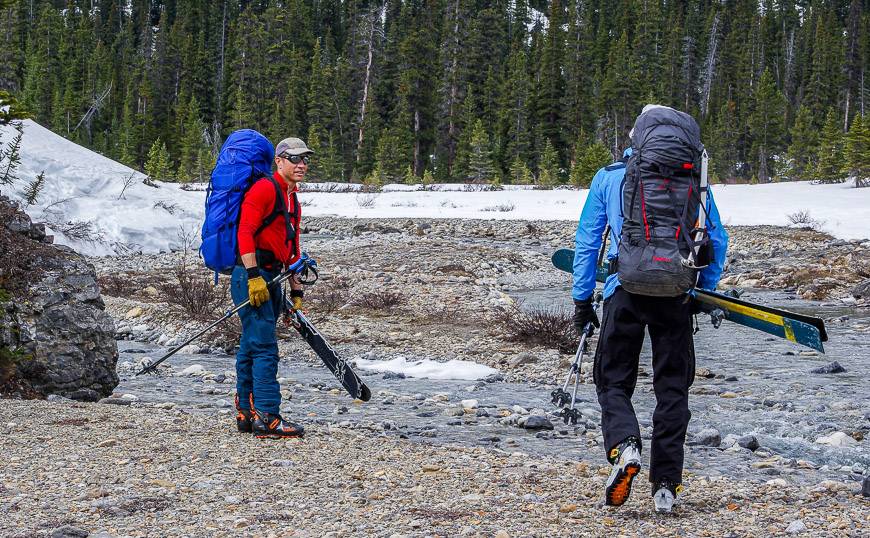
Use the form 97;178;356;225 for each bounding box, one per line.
815;108;846;184
2;0;866;185
787;105;818;181
843;114;870;187
749;69;787;183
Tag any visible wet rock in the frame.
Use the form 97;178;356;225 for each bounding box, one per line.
50;526;89;538
861;476;870;497
97;397;131;406
689;428;721;447
521;416;554;431
851;279;870;299
382;371;406;380
180;364;206;376
809;361;846;374
814;431;858;447
737;435;760;451
460;399;479;409
695;367;715;378
508;353;536;367
785;520;807;534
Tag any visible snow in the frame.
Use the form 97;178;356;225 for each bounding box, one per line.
1;120;204;255
355;356;499;381
2;119;868;258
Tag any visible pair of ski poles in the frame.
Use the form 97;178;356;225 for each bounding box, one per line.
135;253;318;376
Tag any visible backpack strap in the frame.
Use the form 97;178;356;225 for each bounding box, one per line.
253;177;296;244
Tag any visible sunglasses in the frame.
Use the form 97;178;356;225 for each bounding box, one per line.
280;153;311;165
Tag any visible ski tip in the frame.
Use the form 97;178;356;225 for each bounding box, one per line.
358;385;372;402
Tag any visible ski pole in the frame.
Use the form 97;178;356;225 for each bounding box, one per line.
135;254;317;376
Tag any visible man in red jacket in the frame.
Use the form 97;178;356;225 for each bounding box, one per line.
231;137;312;439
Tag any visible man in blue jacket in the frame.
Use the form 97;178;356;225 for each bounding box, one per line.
572;106;728;512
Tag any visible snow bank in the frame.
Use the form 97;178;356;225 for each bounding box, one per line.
0;120;204;255
2;119;867;258
355;357;499;381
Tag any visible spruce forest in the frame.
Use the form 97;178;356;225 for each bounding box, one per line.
0;0;868;186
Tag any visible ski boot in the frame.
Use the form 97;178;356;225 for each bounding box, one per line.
652;479;683;514
249;396;304;439
604;436;642;507
235;394;252;433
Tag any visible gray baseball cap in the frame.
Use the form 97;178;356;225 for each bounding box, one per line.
275;137;314;157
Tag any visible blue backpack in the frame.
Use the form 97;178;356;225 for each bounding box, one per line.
200;129;279;275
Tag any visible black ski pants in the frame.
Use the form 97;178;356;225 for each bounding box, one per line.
593;287;695;484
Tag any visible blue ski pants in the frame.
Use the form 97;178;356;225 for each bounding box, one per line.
231;265;283;415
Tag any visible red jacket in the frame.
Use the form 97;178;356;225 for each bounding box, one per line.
237;171;301;266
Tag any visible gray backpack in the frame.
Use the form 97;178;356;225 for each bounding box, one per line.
617;107;709;297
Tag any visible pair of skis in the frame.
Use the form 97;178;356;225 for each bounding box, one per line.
550;248;828;353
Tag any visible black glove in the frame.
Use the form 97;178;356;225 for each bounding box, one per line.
573;297;600;333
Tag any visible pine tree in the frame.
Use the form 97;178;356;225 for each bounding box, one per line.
571;141;612;187
600;30;636;152
145;138;173;182
787;105;818;181
422;168;435;186
22;171;45;206
467;119;497;184
843;114;870;187
748;69;786;182
370;127;409;185
177;95;210;182
814;109;845;184
537;139;560;186
508;156;533;185
403;165;416;185
0;120;23;189
0;90;27;125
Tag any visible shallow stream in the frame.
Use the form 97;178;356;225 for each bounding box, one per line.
115;286;868;487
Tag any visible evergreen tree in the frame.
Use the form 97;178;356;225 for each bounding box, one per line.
145;138;173;182
814;109;845;184
467;119;497;184
0;90;27;125
537;139;560;186
748;69;786;182
177;95;211;182
571;141;612;188
508;156;533;185
843;114;870;187
787;105;818;181
22;171;45;206
600;30;636;152
0;120;23;189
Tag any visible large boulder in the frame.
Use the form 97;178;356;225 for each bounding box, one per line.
0;196;117;400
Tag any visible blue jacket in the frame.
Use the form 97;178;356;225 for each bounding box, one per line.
572;148;729;301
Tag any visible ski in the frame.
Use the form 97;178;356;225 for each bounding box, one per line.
551;248;827;353
287;307;372;402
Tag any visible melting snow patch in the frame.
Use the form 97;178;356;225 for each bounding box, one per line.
355;357;498;381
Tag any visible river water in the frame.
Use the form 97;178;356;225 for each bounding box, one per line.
114;286;868;488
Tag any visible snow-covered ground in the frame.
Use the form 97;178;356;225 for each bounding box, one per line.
2;120;868;256
355;357;499;381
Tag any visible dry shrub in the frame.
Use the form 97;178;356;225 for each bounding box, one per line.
97;274;140;297
496;304;578;354
159;265;229;320
351;290;405;310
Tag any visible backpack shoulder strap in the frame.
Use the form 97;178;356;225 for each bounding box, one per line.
253;176;297;244
253;177;285;236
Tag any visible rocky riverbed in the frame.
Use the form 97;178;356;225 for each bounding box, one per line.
3;217;869;536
